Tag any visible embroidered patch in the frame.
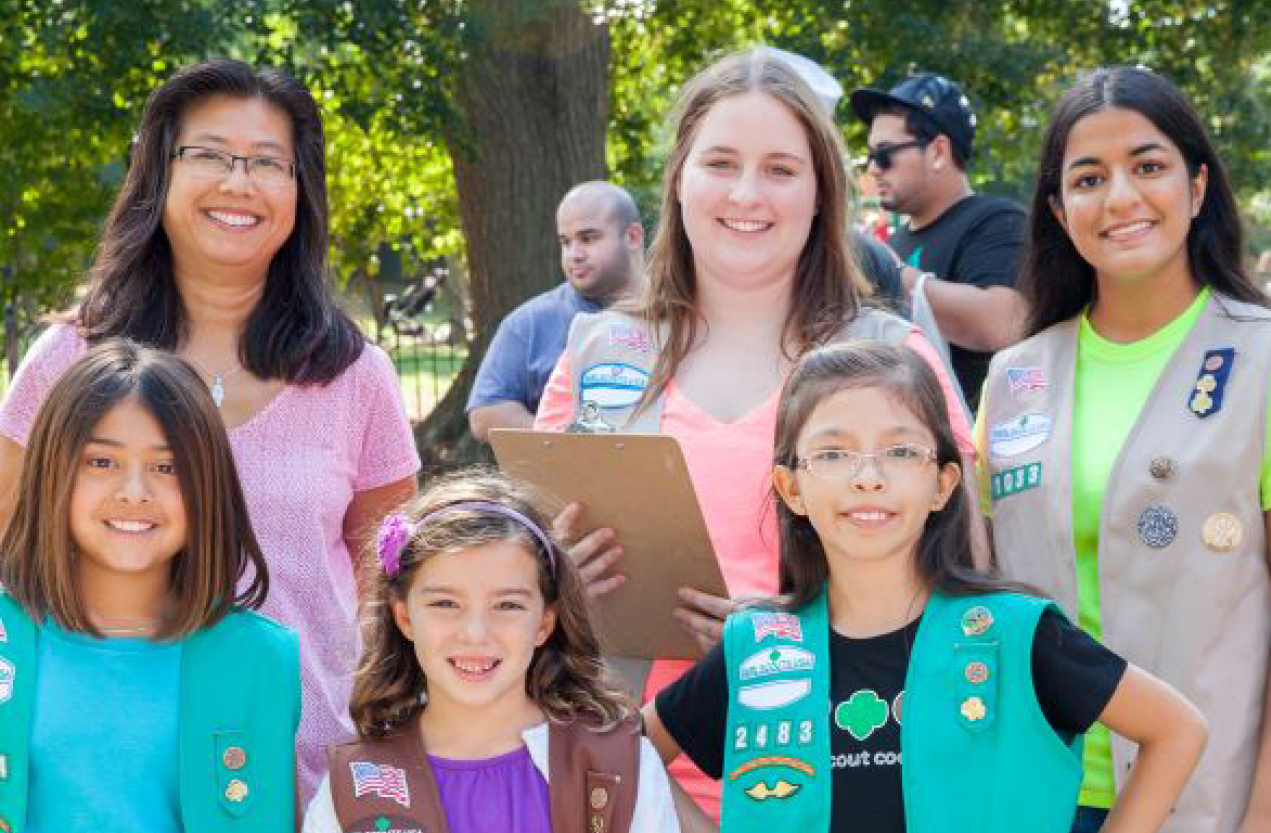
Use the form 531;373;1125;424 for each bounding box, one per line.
991;462;1042;500
744;779;802;801
0;615;6;643
608;325;654;354
834;690;890;741
752;612;803;643
739;646;815;681
738;678;812;711
961;606;994;637
579;363;650;409
0;657;12;704
989;413;1051;459
347;815;425;833
1137;505;1178;549
1006;367;1047;393
728;756;815;781
892;692;904;725
1202;512;1242;552
1188;348;1235;418
350;762;411;808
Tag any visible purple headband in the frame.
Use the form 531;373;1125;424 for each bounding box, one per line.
376;501;558;579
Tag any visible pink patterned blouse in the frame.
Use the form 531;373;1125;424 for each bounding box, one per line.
0;324;421;802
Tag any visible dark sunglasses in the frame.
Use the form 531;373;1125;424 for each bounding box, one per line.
865;140;928;171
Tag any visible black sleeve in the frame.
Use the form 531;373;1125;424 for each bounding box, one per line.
1030;608;1128;737
653;643;729;779
949;204;1026;289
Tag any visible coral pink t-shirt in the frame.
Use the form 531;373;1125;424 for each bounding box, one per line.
535;329;974;818
0;324;421;803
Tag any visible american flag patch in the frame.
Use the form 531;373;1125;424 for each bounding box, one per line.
1006;367;1047;392
752;612;803;643
350;761;411;807
608;325;654;354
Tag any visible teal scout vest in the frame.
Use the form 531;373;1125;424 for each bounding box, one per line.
720;590;1083;833
0;592;299;832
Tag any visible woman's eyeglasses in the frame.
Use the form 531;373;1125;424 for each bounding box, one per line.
172;146;296;189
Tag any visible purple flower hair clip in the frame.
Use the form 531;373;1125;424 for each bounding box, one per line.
377;513;415;578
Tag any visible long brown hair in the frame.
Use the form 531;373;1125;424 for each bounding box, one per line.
77;59;364;384
636;48;872;406
349;470;632;738
0;339;269;639
772;341;1019;611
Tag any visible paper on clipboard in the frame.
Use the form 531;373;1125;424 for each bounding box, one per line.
489;430;728;660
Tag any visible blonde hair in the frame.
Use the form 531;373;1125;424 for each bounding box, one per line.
349;469;633;737
635;48;872;406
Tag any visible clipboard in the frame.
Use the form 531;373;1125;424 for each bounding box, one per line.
489;430;729;660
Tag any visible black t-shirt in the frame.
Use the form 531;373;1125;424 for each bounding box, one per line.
890;194;1026;411
655;608;1126;833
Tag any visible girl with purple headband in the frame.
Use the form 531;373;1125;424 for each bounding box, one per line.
303;470;681;833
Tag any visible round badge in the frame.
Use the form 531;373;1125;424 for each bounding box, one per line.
590;786;609;810
960;696;987;722
1137;505;1178;549
960;606;994;637
964;661;990;684
225;779;249;803
1205;354;1225;372
1149;456;1177;481
1202;512;1242;552
222;746;247;771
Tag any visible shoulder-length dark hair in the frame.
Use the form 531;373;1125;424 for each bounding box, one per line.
1021;66;1265;336
772;341;1019;610
77;59;363;384
0;339;269;639
350;469;633;738
635;48;872;405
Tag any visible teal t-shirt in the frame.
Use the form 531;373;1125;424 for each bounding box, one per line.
28;622;183;833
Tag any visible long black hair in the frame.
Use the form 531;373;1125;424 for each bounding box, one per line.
77;59;363;384
772;341;1019;611
1020;66;1265;337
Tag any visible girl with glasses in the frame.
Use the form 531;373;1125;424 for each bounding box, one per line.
646;340;1204;833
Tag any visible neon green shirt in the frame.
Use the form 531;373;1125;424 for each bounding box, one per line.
976;287;1271;808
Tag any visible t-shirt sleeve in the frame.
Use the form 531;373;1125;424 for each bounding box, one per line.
902;330;975;457
352;344;422;491
0;323;88;447
533;353;575;432
466;314;533;412
1030;608;1127;737
653;642;728;779
632;736;683;833
950;206;1027;289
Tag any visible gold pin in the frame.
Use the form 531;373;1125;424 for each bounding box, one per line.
960;696;987;721
225;779;249;803
222;746;247;771
964;661;990;684
1202;512;1242;552
1149;457;1177;481
1195;374;1217;393
590;786;609;810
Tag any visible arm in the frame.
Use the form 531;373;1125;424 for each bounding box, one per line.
342;475;418;571
1233;511;1271;833
468;401;534;441
902;268;1027;351
1098;664;1208;833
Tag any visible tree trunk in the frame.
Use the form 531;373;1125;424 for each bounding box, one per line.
415;0;609;475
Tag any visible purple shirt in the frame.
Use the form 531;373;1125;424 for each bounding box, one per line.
429;747;552;833
466;282;602;414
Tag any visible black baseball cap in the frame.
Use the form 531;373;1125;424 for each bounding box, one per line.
851;73;977;160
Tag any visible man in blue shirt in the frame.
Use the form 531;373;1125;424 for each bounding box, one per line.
467;181;644;440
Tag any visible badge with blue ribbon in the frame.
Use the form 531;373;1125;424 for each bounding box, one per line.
1188;348;1235;418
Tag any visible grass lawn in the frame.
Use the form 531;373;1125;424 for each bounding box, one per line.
382;339;468;422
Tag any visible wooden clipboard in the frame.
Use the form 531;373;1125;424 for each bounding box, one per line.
490;430;728;659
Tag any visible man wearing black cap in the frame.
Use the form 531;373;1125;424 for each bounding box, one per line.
852;73;1026;411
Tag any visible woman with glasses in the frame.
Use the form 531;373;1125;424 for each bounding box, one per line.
0;60;420;802
980;67;1271;833
533;49;977;819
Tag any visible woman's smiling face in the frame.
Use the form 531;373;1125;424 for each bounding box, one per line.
162;94;298;283
676;91;819;294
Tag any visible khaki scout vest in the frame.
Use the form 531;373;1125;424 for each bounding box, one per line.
983;293;1271;833
563;307;914;433
327;714;641;833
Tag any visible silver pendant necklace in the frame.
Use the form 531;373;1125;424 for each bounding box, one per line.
188;356;244;408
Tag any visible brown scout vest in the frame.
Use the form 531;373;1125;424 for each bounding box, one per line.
328;714;642;833
983;293;1271;833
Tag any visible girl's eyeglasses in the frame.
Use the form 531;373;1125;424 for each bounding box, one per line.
795;444;937;480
